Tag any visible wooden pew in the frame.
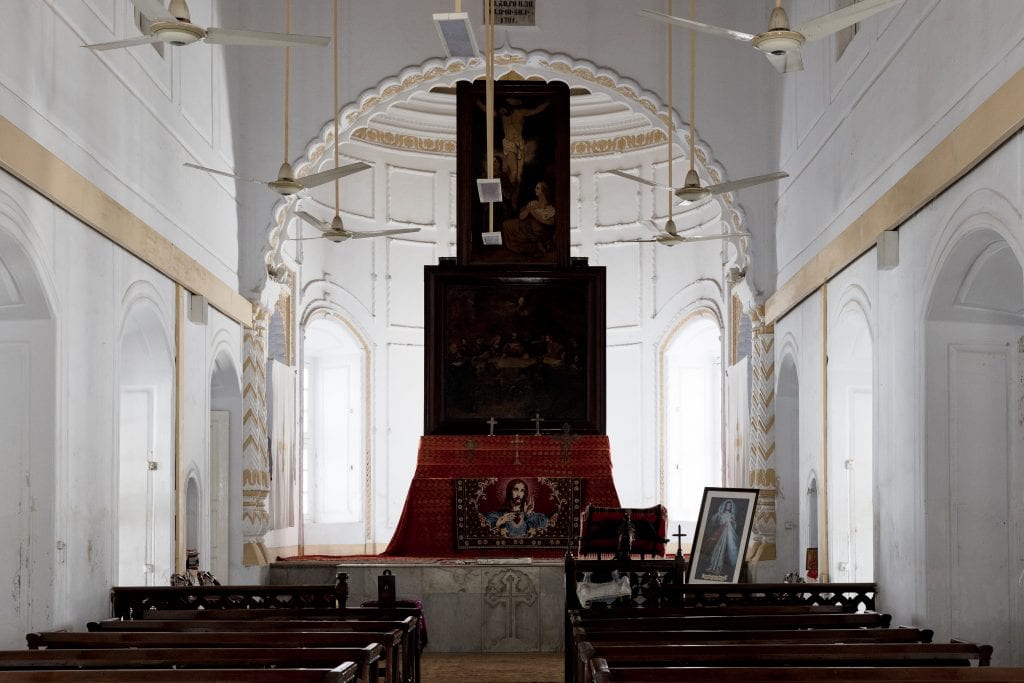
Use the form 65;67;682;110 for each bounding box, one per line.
27;629;404;683
589;659;1024;683
0;665;357;682
0;646;380;683
89;618;416;683
109;576;351;618
133;605;422;683
569;610;893;631
571;625;935;647
575;641;992;682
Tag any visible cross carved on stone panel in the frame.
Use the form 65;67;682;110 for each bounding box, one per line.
464;439;478;462
512;433;522;466
483;569;537;640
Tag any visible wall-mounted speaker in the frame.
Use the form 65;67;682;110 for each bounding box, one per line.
188;292;208;324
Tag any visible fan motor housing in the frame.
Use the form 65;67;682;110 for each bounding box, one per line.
752;30;804;56
151;21;205;46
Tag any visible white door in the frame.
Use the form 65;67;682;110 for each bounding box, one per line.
947;344;1011;660
209;410;230;580
119;388;156;586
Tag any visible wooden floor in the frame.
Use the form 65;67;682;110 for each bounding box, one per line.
421;652;563;683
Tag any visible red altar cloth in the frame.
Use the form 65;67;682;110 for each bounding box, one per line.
383;434;620;557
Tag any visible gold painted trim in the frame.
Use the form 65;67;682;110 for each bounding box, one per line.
766;66;1024;323
819;284;830;582
174;284;186;574
0;115;252;326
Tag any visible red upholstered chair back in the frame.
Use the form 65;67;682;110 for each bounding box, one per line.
578;504;668;558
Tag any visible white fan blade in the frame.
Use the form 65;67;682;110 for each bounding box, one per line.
286;237;324;242
129;0;175;22
608;170;674;192
295;211;330;232
205;27;330;47
347;228;421;239
638;10;755;43
183;162;266;185
784;49;804;73
707;171;788;195
297;162;372;189
679;232;752;243
796;0;904;42
84;35;163;51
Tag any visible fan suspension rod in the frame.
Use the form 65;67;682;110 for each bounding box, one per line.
666;0;673;221
689;0;695;174
334;0;340;217
284;0;291;165
485;0;495;233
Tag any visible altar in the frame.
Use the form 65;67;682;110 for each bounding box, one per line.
384;434;620;557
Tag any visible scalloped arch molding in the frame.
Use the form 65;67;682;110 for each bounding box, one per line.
266;50;748;261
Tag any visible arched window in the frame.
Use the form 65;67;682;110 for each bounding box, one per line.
663;314;722;534
302;315;367;529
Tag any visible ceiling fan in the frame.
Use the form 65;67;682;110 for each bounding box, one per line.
291;212;420;244
286;0;420;247
639;0;905;74
85;0;330;51
632;222;751;247
614;0;786;215
184;0;367;196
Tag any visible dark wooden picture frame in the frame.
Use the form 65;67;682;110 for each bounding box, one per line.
424;264;605;435
687;487;759;584
456;80;570;267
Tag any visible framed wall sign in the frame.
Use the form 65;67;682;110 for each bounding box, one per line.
687;487;759;584
424;264;605;434
456;80;570;267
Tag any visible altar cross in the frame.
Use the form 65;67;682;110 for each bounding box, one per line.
673;524;687;559
556;423;578;463
532;412;543;436
487;417;497;436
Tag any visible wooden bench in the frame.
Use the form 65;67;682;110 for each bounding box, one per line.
27;630;404;683
109;577;351;618
0;646;380;683
589;660;1024;683
576;641;993;682
89;617;417;683
570;610;893;631
133;606;422;683
572;625;935;646
0;665;357;682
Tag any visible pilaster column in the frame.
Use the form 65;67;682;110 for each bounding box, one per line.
746;311;777;565
242;306;271;566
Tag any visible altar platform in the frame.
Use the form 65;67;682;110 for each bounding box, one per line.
270;558;566;653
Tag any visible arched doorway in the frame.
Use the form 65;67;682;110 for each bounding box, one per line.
775;353;801;576
210;352;242;582
302;312;369;550
925;226;1024;664
118;290;175;586
0;224;55;647
826;295;874;581
663;312;722;536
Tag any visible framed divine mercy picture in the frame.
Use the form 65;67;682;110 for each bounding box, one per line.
456;79;570;267
687;487;759;584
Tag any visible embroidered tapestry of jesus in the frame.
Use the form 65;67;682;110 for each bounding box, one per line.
455;477;582;550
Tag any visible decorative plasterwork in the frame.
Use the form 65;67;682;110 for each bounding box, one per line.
264;49;749;276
